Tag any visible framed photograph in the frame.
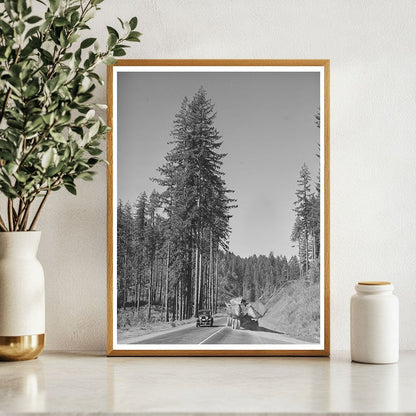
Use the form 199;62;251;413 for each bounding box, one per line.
107;60;330;356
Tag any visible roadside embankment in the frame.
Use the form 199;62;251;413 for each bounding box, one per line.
259;280;320;343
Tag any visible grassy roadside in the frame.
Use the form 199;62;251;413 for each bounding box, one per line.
260;280;320;343
117;305;195;341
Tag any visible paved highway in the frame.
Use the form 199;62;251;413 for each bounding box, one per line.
125;316;307;345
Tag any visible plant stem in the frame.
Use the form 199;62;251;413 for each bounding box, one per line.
22;175;62;230
29;189;50;231
7;199;14;231
14;199;27;231
0;214;8;232
20;200;32;231
14;199;23;230
12;204;17;224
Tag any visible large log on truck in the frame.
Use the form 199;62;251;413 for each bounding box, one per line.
225;297;266;330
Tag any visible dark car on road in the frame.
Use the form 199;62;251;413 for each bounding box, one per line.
196;309;214;327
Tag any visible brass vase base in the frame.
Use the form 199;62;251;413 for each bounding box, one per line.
0;334;45;361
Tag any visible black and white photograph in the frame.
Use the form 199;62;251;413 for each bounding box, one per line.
108;61;329;355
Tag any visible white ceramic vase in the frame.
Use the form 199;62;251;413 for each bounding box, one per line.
350;281;399;364
0;231;45;360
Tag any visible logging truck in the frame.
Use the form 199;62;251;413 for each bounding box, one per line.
225;297;265;330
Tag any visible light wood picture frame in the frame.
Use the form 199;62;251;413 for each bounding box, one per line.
107;60;330;356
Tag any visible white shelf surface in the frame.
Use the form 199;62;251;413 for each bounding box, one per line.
0;351;415;415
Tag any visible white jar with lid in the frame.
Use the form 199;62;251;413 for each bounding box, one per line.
350;281;399;364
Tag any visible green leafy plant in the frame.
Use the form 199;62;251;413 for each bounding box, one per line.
0;0;140;231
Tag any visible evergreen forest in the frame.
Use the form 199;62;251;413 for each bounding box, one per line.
117;87;321;327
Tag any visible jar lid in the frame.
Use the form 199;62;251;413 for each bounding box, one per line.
355;282;394;294
358;281;391;285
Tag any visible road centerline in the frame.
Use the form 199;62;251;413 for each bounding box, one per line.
199;326;227;344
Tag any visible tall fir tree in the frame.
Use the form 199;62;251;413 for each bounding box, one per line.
133;192;148;310
154;87;235;318
294;163;312;275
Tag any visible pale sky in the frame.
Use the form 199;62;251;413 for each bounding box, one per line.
117;71;320;258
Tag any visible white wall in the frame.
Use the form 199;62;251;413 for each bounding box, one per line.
38;0;416;351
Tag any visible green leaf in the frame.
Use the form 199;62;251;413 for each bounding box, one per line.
68;33;80;44
59;30;67;47
54;17;69;27
40;48;53;64
7;119;24;129
14;171;28;183
4;46;12;59
25;117;44;133
63;147;70;160
70;10;80;26
86;109;95;120
0;183;18;198
75;94;92;104
107;33;117;49
129;17;138;30
71;126;84;136
42;112;54;125
126;31;141;42
77;160;90;169
4;0;16;20
74;47;82;65
45;164;62;177
0;20;13;35
49;0;60;13
83;9;95;23
17;0;27;14
50;131;67;143
25;25;40;39
21;37;41;57
24;83;39;98
16;21;25;35
48;76;60;92
80;37;96;49
74;148;84;159
113;43;130;49
88;120;100;138
5;162;18;176
41;148;54;169
103;56;117;65
88;72;103;85
0;141;14;152
116;17;124;29
87;147;102;156
87;158;99;166
66;5;80;15
26;15;42;24
22;5;32;17
106;26;119;39
113;47;126;57
64;183;77;195
78;171;95;181
61;52;72;61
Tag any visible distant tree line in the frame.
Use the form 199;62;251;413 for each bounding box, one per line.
217;251;300;303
